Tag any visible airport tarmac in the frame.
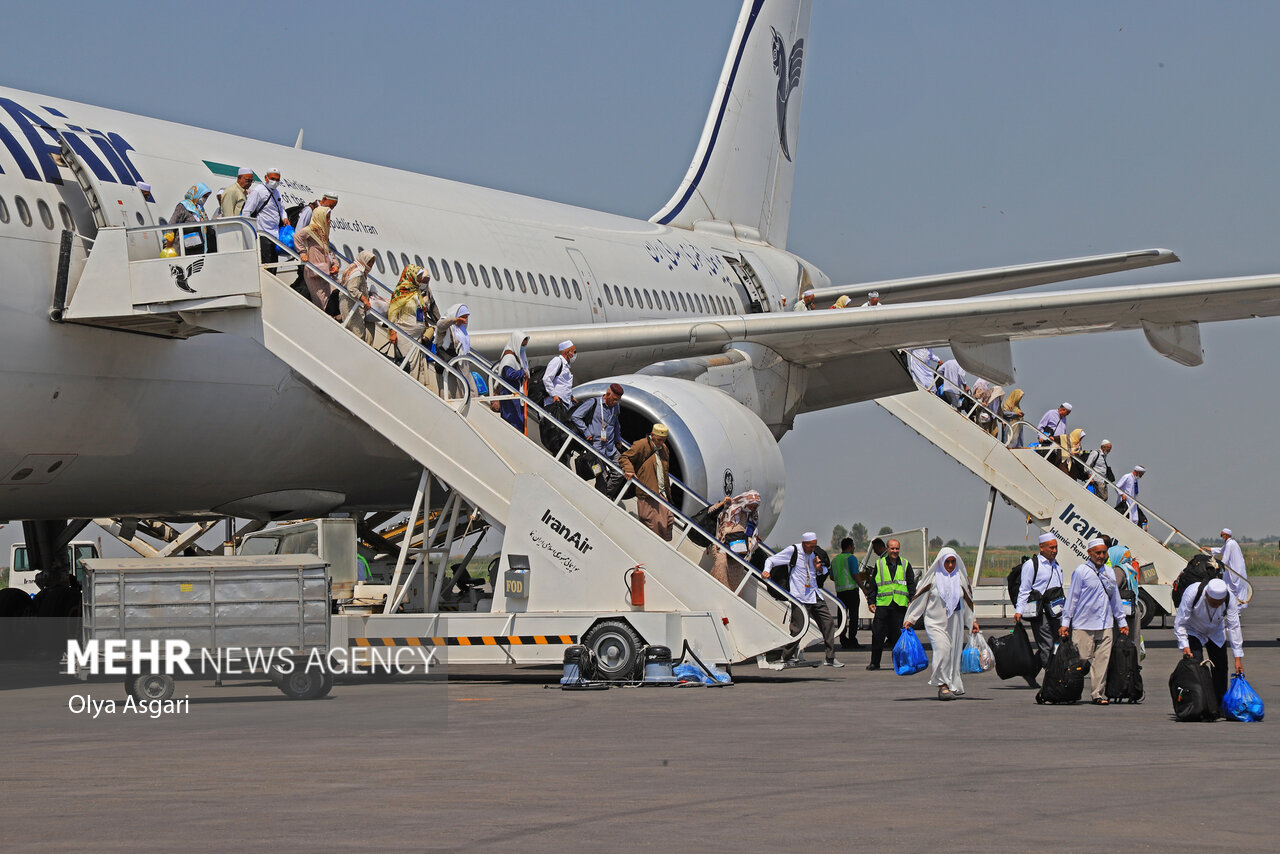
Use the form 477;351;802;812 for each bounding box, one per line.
3;579;1278;852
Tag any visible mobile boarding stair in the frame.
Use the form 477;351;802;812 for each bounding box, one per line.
54;218;844;674
875;355;1252;627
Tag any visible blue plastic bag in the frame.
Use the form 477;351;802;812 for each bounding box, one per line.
892;628;929;676
673;662;731;685
961;634;984;674
1223;674;1265;722
277;224;295;249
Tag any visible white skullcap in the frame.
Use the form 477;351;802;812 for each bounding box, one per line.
802;289;815;298
1221;528;1232;536
237;166;254;176
136;181;151;192
1205;578;1229;599
1086;537;1107;549
267;167;282;175
1134;465;1146;473
558;339;574;352
1060;402;1073;411
801;532;818;542
868;291;880;298
1038;533;1057;544
1101;438;1112;446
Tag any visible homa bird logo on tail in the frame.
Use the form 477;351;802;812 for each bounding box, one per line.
770;26;804;162
169;258;204;294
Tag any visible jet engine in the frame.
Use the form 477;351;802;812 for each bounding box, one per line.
573;375;786;536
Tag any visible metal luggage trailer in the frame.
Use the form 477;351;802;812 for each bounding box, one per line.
79;556;331;702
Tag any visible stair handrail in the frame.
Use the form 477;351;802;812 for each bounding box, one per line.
901;350;1208;560
452;350;816;644
251;226;477;411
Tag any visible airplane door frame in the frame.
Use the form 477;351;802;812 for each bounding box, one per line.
565;247;607;322
55;129;155;233
729;252;775;312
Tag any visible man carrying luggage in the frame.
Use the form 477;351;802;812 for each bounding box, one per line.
1173;577;1244;706
1059;538;1129;705
1013;532;1064;687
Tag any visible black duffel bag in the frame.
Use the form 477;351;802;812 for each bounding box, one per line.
1105;635;1144;703
1036;637;1088;705
988;623;1040;681
1169;655;1221;722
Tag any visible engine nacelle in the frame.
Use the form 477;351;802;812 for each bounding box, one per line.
574;375;786;537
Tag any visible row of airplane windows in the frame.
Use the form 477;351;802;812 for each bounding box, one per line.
0;193;735;317
337;243;736;316
0;194;75;232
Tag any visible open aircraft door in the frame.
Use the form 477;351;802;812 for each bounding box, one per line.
566;247;607;322
55;129;156;251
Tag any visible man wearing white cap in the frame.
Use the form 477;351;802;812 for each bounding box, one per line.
1084;439;1114;501
136;181;155;204
793;289;816;311
1013;533;1065;682
907;347;940;389
220;166;254;219
1114;465;1146;526
1174;576;1244;704
1059;538;1129;704
538;340;578;456
1037;402;1072;447
763;533;841;666
860;290;882;307
244;167;289;263
1212;528;1249;610
621;423;674;540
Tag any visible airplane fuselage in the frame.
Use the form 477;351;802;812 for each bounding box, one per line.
0;88;826;520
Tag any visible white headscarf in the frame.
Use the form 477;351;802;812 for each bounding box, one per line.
928;547;968;614
496;329;529;377
438;303;471;355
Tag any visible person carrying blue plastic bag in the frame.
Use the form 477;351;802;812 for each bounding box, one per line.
903;548;980;700
1173;576;1244;708
892;628;928;677
1223;674;1264;722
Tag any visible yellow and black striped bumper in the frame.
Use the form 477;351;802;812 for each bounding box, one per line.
352;635;577;648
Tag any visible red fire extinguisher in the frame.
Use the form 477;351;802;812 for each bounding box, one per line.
626;565;645;608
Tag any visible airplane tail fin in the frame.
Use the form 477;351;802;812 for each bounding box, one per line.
651;0;811;250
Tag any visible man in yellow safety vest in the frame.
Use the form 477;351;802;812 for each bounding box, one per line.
830;537;863;649
865;539;916;670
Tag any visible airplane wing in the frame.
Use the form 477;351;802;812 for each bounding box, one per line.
472;273;1280;400
808;248;1179;306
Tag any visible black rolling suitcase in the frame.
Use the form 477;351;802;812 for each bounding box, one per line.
1035;638;1087;705
1105;635;1144;703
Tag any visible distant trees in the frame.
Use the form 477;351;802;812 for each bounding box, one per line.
946;538;961;549
878;526;894;536
831;524;848;552
929;536;943;550
850;523;868;550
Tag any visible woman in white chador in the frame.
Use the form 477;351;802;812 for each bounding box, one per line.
903;547;979;700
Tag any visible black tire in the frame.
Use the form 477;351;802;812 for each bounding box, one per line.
1138;589;1159;629
581;620;643;681
131;672;175;702
277;659;331;700
1035;691;1045;705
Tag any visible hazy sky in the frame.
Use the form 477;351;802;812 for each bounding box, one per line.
1;1;1277;558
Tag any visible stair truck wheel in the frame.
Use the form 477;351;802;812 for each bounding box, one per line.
581;620;643;681
130;672;175;703
1137;589;1159;629
277;659;332;700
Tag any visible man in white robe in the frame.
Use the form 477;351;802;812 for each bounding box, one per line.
1212;528;1250;610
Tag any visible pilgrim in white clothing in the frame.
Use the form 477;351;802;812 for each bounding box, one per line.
904;548;978;699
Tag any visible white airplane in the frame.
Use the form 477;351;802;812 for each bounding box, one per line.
1;0;1277;561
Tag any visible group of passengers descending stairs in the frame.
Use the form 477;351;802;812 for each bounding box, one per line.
874;385;1198;618
59;224;832;662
